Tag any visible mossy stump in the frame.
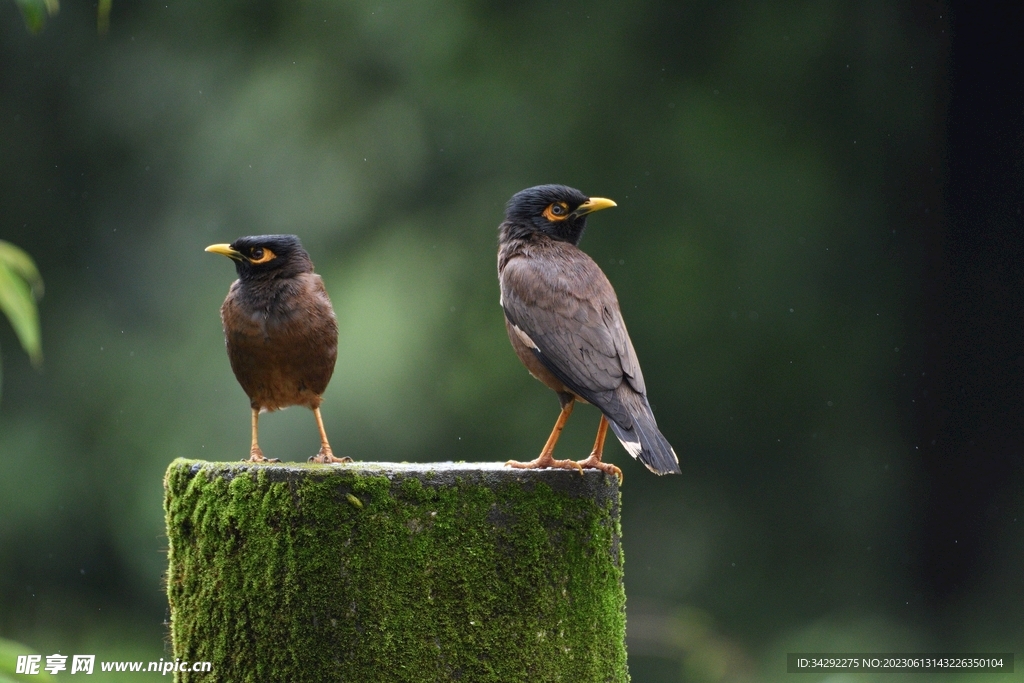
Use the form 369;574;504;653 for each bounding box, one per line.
164;459;627;682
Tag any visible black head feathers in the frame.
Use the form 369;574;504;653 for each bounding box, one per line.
206;234;314;281
501;185;615;245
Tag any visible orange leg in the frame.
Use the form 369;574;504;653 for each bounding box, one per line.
247;408;279;463
575;415;623;484
506;398;584;473
309;407;352;464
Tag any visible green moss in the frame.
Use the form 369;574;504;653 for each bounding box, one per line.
164;460;627;682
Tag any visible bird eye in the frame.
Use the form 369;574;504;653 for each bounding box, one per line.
249;247;276;264
543;202;570;221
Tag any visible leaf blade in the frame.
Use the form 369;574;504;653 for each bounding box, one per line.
13;0;58;34
0;241;43;298
0;263;43;366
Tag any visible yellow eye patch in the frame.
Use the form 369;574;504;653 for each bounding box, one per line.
542;202;570;222
249;247;277;264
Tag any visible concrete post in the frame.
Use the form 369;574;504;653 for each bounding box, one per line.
164;459;628;682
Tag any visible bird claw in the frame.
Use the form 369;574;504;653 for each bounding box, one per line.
245;449;279;463
575;454;623;484
309;447;352;465
506;456;584;473
309;455;353;464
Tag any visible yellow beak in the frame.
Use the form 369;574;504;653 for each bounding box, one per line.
205;243;243;260
572;197;617;217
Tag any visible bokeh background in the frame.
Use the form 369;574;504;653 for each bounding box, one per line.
1;1;1021;681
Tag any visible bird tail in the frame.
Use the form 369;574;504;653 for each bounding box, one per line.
607;396;680;475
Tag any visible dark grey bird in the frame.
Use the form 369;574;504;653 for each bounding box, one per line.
205;234;348;464
498;185;680;481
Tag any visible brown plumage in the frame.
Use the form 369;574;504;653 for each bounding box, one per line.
498;185;681;481
205;234;348;464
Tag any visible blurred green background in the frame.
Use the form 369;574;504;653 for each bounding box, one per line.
2;1;1021;681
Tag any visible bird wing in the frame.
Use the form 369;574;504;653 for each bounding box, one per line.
500;243;646;421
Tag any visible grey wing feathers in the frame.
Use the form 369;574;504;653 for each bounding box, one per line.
501;253;639;417
501;246;679;474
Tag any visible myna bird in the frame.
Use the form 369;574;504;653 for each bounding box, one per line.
205;235;348;464
498;184;681;481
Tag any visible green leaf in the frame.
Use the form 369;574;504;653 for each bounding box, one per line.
0;241;43;299
0;241;43;366
98;0;112;34
13;0;59;34
0;636;54;681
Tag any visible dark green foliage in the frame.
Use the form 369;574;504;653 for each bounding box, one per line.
8;2;1020;678
165;460;627;682
0;240;43;402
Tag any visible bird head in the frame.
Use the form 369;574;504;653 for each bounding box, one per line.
205;234;314;281
502;184;616;246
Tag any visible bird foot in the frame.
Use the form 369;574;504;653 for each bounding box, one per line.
245;448;280;463
575;454;623;484
309;446;352;465
506;455;584;473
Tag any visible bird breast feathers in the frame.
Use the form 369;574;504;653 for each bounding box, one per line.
225;274;336;337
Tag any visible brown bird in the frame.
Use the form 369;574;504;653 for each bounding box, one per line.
498;185;680;481
205;235;348;464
